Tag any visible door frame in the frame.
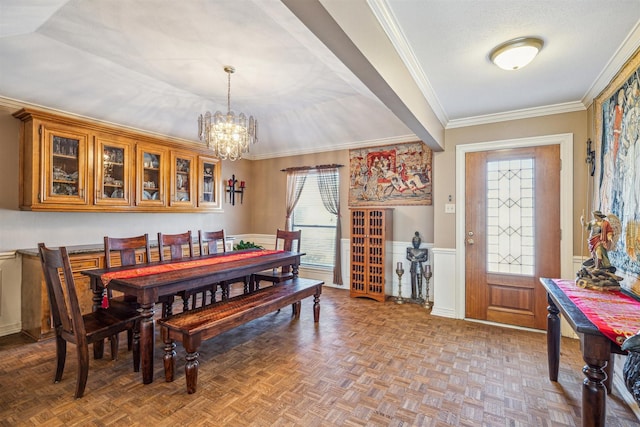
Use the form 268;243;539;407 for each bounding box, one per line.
454;133;573;320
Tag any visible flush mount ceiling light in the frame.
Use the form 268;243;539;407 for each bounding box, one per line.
489;37;544;71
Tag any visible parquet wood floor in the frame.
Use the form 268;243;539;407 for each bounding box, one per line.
0;287;638;426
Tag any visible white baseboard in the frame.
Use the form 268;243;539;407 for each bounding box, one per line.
430;306;455;318
0;322;21;337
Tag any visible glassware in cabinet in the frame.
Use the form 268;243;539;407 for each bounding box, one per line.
136;145;166;206
198;156;221;210
43;125;89;205
95;136;131;206
170;151;196;207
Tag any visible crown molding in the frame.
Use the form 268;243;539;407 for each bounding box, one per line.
367;0;448;127
368;1;640;131
445;101;586;129
582;20;640;107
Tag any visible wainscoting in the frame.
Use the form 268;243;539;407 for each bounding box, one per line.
0;251;20;336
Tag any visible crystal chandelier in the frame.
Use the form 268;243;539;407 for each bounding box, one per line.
198;66;258;161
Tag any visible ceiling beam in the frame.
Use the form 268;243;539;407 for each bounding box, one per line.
282;0;444;151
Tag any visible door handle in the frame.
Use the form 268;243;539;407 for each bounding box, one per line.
465;231;475;245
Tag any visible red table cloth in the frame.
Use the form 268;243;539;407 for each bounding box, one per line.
99;249;283;308
553;278;640;347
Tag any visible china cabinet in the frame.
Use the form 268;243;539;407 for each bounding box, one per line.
349;208;394;302
136;144;166;207
198;156;221;209
37;122;90;206
170;150;196;208
95;134;132;206
14;108;223;212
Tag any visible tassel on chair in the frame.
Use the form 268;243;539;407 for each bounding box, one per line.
101;288;109;309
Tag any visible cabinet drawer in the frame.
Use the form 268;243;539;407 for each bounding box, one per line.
69;255;102;272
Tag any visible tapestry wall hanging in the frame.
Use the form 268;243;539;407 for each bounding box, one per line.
594;47;640;284
349;141;432;206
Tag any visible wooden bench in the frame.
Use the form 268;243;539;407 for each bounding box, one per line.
158;277;323;393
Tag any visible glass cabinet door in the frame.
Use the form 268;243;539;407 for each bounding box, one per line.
95;136;131;206
42;125;89;205
136;145;166;206
170;151;196;208
198;156;221;210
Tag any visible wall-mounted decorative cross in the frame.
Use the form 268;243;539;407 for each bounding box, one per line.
226;174;245;205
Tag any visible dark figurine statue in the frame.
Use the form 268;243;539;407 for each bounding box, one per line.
406;231;428;301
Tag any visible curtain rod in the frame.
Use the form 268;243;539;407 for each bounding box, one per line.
280;164;344;172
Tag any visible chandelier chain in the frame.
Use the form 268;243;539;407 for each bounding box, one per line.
226;70;231;114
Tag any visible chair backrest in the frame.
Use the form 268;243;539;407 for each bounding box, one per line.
38;243;85;344
158;231;194;261
275;229;301;273
275;229;301;252
104;234;151;268
198;229;226;255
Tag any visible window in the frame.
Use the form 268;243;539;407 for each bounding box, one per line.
486;158;535;275
292;171;337;268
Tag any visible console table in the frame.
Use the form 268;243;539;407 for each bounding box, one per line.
540;278;640;427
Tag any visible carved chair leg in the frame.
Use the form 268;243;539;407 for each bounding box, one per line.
213;285;218;304
190;292;198;310
163;295;175;318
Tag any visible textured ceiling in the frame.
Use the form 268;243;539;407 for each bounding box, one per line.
384;0;640;123
0;0;639;158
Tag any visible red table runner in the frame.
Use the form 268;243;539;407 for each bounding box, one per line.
553;278;640;347
101;249;283;287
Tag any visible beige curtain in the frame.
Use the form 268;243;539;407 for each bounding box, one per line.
285;170;308;231
316;167;342;285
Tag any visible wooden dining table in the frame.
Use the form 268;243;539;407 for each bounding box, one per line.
82;249;303;384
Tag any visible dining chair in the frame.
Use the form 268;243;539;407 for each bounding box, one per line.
38;243;141;398
253;229;301;289
199;229;227;255
105;234;152;269
181;229;227;309
104;233;151;351
158;231;194;316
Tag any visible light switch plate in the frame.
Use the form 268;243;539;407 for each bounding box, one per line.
445;203;455;214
